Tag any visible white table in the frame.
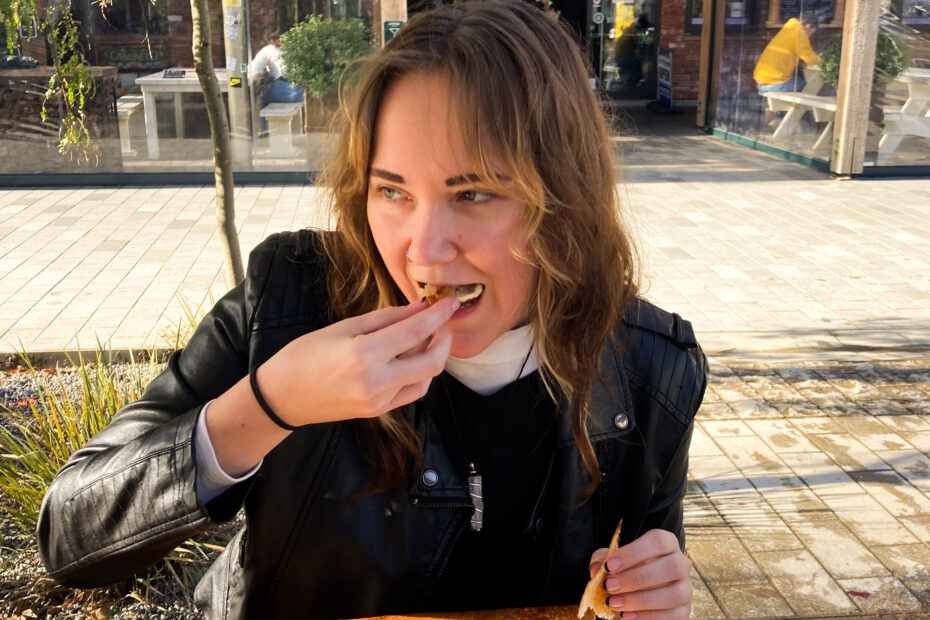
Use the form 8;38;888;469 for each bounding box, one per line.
878;67;930;163
135;68;229;160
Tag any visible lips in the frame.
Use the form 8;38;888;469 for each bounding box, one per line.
417;282;485;306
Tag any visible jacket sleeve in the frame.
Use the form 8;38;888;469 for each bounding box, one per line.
640;339;706;550
36;238;280;588
620;299;708;551
641;422;695;551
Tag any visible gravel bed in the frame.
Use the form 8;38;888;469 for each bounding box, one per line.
0;362;207;619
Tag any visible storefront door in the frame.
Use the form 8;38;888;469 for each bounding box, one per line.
600;0;660;99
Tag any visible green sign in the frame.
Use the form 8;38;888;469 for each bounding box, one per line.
384;20;404;44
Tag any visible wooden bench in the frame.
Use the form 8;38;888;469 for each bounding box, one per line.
761;92;837;151
116;94;144;156
260;102;303;157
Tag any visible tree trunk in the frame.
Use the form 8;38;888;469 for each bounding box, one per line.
190;0;245;287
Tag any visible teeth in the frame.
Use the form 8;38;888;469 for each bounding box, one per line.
418;283;484;305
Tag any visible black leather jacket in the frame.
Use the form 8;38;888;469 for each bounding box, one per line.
37;230;707;619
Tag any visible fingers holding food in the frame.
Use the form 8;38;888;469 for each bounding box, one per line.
590;528;693;620
604;549;693;595
588;548;609;579
578;520;623;619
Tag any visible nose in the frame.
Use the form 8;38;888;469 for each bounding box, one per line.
405;200;457;266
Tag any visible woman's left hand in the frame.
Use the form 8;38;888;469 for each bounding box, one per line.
587;528;693;620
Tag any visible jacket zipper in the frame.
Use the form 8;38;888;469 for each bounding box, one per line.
409;497;471;605
409;497;472;509
430;513;469;584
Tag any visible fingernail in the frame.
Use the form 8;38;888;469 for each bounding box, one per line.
606;557;622;572
420;296;427;303
602;579;608;590
608;595;625;610
605;576;620;592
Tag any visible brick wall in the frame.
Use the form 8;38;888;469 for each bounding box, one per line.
87;0;277;72
659;0;702;100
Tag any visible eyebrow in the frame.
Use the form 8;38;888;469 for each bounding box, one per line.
369;168;511;187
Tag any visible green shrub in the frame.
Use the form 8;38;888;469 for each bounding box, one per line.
0;298;220;613
820;30;911;90
0;348;161;531
280;16;371;99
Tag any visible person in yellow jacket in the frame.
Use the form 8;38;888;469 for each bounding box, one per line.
754;13;821;92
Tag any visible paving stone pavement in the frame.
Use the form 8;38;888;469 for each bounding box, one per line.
690;355;930;618
1;114;928;617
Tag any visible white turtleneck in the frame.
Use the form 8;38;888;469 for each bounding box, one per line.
444;324;537;396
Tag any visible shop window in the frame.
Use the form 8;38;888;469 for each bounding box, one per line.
893;0;930;29
90;0;167;35
766;0;844;28
725;0;756;27
685;0;703;35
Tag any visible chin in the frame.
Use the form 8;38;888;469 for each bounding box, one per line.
448;334;494;359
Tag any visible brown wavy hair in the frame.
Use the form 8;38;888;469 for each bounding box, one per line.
318;0;638;498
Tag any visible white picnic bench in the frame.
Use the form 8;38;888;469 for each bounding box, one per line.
878;68;930;163
260;102;303;158
762;91;837;151
116;94;144;156
759;66;836;151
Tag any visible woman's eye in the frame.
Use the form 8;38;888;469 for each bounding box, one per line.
458;189;495;203
379;186;404;200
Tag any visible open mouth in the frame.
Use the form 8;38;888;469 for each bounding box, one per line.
417;282;485;307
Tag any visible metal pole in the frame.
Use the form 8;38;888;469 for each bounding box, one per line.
222;0;252;168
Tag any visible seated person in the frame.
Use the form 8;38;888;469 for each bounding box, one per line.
249;31;304;131
754;12;821;93
612;14;651;89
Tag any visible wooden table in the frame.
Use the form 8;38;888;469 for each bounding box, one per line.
135;68;228;159
878;67;930;163
359;606;578;619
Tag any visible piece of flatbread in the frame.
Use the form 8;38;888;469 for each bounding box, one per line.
577;519;623;620
419;283;484;305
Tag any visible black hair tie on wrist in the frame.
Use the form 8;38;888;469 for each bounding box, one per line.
249;369;299;431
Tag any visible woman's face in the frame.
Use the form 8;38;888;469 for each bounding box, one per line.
366;72;536;358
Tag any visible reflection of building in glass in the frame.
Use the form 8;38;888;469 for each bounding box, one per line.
1;0;927;179
708;0;929;172
901;0;930;22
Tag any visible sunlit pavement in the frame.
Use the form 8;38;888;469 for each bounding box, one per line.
1;113;928;617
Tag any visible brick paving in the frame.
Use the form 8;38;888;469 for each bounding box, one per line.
1;112;928;617
690;356;930;618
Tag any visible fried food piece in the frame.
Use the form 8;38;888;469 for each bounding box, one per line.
419;283;484;305
577;520;623;620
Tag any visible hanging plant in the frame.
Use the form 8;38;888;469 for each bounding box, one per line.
1;0;35;53
820;30;911;90
43;9;96;161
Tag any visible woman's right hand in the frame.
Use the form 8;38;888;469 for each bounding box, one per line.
258;296;459;426
206;297;458;475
